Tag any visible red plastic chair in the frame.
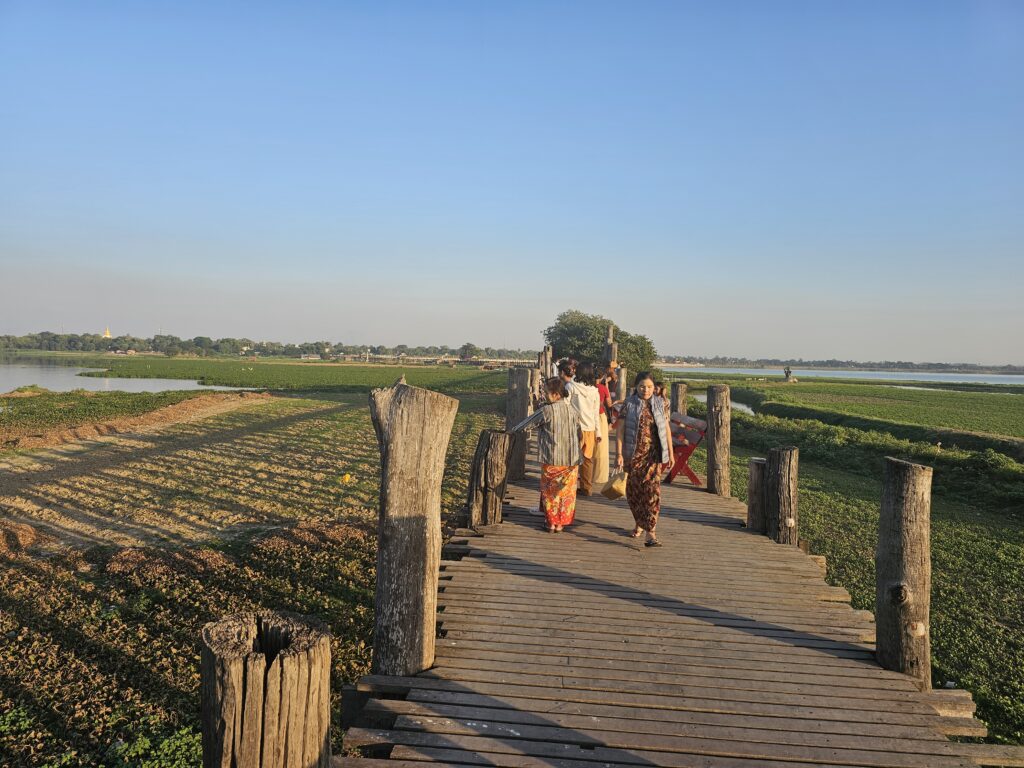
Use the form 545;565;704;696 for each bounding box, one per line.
665;413;707;486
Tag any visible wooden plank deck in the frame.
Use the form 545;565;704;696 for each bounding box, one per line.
341;451;994;767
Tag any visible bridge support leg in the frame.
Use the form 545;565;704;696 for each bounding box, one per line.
369;382;459;677
746;457;767;533
506;368;533;480
706;385;731;496
670;382;688;416
876;457;933;691
766;447;799;544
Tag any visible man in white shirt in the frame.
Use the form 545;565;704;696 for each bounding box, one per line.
567;361;602;495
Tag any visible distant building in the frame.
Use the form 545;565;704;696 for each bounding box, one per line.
102;326;112;339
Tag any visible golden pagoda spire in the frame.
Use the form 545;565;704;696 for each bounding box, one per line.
103;326;112;339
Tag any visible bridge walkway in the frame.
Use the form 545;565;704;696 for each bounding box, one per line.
341;454;996;767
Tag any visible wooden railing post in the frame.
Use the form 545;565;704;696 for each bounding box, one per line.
766;446;799;544
464;429;514;528
746;458;767;533
369;383;458;676
876;457;933;690
615;366;628;402
706;385;731;496
201;611;331;768
506;368;533;480
670;382;688;416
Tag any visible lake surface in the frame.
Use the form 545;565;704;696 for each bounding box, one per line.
690;393;754;415
0;361;242;394
662;366;1024;385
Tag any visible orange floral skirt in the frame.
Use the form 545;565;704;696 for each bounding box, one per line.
539;464;579;527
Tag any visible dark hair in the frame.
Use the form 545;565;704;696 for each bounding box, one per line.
544;377;568;398
633;370;655;387
557;358;576;377
575;362;595;386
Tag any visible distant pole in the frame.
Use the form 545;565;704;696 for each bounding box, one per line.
670;382;688;416
746;458;767;533
766;447;799;544
603;326;617;372
369;383;459;676
506;368;533;480
706;385;731;496
876;457;933;691
615;366;629;402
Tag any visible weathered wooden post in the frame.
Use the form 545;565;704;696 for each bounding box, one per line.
543;344;554;376
201;612;331;768
369;383;459;676
670;382;688;416
506;368;533;480
603;326;618;370
615;366;628;402
766;446;799;544
746;457;767;533
706;385;731;496
876;457;933;690
464;429;514;527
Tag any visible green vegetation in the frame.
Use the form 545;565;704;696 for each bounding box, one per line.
2;360;1021;758
544;309;656;373
670;374;1024;460
4;352;508;394
685;401;1024;743
1;389;206;442
0;391;504;765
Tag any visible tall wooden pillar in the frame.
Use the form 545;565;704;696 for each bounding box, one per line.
506;368;533;480
706;385;731;496
876;457;933;690
369;383;459;676
670;382;688;415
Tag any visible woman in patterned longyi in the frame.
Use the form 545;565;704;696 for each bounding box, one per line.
615;371;674;547
510;376;583;533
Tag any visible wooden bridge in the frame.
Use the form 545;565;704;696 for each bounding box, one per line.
197;377;1021;768
336;448;1019;767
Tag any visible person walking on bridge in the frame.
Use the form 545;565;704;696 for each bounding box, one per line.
568;362;601;495
615;371;673;546
510;377;583;533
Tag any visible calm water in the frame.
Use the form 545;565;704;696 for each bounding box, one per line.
663;366;1024;386
0;361;242;394
690;393;755;415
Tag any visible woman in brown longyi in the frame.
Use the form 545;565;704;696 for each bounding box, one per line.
615;371;673;546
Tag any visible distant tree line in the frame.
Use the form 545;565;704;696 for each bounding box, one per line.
0;331;536;360
660;355;1024;374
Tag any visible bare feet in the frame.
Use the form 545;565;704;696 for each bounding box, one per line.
628;527;643;538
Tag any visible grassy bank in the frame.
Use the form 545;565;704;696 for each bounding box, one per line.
669;374;1024;460
685;402;1024;743
1;389;208;444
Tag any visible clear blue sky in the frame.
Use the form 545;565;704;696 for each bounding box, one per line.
2;1;1022;363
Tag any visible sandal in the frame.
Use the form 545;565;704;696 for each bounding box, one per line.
644;538;663;548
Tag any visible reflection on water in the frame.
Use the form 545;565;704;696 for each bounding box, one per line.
691;393;755;415
0;362;243;394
